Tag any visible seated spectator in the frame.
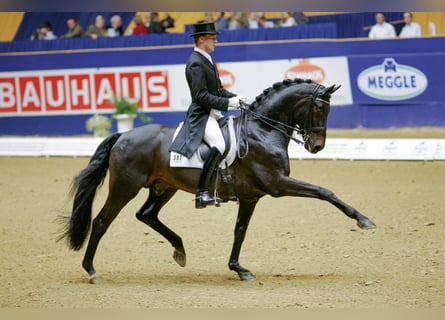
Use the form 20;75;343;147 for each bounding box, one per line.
214;12;228;30
227;12;248;30
106;15;124;37
293;12;309;25
368;12;396;39
145;12;152;29
132;15;148;35
399;12;422;38
197;12;214;24
161;13;175;30
60;17;85;39
148;12;166;34
277;12;297;27
85;15;108;39
31;21;57;40
247;12;260;29
257;13;275;28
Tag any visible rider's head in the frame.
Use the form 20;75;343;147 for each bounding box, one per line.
190;22;219;53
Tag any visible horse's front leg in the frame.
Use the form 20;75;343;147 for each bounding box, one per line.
228;198;259;281
270;176;376;229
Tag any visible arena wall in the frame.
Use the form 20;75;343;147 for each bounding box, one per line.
1;36;444;135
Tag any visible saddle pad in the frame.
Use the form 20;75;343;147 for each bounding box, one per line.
170;117;237;169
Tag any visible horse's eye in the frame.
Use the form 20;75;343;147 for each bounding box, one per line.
314;103;323;112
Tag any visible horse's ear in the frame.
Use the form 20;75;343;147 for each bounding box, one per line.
327;84;341;94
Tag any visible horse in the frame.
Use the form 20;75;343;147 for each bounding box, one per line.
58;78;376;283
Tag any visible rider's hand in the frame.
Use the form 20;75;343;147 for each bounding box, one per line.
228;96;241;109
238;96;248;104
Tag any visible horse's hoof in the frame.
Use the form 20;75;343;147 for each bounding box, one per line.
173;249;186;267
88;273;98;284
239;271;256;281
357;218;376;229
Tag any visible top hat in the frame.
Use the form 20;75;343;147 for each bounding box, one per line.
190;22;219;37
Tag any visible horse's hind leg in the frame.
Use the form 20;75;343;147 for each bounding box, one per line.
82;185;140;283
135;187;186;267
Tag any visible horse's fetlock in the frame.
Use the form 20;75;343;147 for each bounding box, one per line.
228;261;239;270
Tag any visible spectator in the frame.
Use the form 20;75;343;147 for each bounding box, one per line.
197;12;214;24
399;12;422;38
132;15;148;35
106;15;124;37
145;12;152;29
293;12;309;25
161;13;175;30
85;15;108;39
148;12;166;34
257;13;275;28
368;12;396;39
227;12;248;30
247;12;260;29
31;21;57;40
60;17;85;39
277;12;297;27
214;12;228;30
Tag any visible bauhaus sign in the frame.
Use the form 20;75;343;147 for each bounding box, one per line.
0;67;170;115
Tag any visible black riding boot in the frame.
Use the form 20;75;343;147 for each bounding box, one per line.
195;147;223;209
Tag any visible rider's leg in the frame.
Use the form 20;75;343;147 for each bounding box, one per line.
195;116;225;209
195;147;223;208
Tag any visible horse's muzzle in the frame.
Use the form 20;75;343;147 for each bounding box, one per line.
305;132;326;154
311;144;324;153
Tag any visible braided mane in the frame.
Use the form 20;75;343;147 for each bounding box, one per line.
251;78;315;108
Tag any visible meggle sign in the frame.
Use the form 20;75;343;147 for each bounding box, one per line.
357;58;428;101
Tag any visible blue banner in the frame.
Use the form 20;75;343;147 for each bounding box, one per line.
349;53;445;104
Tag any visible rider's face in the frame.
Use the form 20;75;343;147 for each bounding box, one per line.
200;35;217;53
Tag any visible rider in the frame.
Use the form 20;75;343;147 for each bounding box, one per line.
169;22;245;209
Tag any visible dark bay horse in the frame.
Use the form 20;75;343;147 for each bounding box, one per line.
59;78;376;283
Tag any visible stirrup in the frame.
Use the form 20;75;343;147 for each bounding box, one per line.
195;191;221;209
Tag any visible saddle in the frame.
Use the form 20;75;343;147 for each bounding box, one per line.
169;116;237;169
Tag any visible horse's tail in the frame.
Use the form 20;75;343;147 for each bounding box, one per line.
59;133;121;251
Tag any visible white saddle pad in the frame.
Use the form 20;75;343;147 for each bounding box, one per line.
170;116;237;169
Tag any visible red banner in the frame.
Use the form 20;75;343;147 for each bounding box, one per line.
0;67;170;115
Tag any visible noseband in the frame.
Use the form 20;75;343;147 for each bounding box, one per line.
236;84;330;158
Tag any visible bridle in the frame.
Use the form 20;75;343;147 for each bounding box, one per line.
300;84;330;138
236;84;330;159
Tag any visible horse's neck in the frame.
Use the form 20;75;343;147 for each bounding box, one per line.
256;95;306;128
238;112;292;147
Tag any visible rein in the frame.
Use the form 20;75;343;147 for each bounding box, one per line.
235;85;329;159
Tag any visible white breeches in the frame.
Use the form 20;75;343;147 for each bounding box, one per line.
203;113;225;155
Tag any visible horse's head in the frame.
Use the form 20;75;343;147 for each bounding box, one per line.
298;83;341;154
248;79;341;155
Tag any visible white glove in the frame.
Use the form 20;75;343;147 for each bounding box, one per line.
228;96;241;109
238;96;248;104
228;96;250;110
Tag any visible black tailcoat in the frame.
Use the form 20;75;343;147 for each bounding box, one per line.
169;51;235;158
